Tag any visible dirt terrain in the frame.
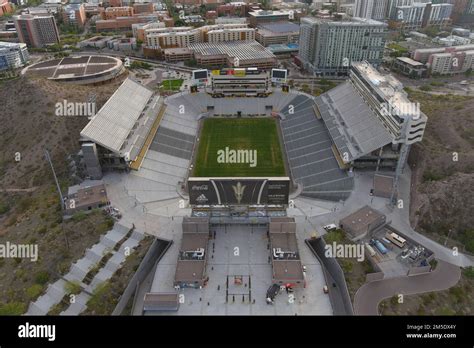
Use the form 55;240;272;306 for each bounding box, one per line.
0;74;127;189
0;74;127;314
408;90;474;254
380;267;474;315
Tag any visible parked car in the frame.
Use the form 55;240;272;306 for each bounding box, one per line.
323;224;338;231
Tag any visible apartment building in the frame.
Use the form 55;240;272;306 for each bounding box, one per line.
354;0;389;20
429;49;474;75
96;13;158;31
143;24;255;49
104;6;134;19
145;27;200;49
412;44;474;63
0;41;29;71
203;24;255;43
391;2;452;30
0;0;13;16
298;17;387;77
62;3;87;28
14;14;60;48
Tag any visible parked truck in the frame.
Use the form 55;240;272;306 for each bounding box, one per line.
370;239;388;255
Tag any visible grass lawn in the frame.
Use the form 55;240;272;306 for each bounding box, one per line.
160;79;183;91
193;118;286;177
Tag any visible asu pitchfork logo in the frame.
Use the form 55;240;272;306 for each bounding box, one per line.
232;182;246;204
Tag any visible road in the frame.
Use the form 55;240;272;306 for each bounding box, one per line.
354;259;461;315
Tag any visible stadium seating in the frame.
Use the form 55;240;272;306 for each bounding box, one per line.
279;94;354;201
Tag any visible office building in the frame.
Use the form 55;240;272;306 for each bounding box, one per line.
14;14;60;48
298;17;387;77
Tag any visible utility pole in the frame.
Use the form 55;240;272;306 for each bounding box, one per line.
44;148;65;214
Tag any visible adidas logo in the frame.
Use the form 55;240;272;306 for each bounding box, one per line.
196;194;208;203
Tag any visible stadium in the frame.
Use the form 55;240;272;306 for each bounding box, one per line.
24;55;124;84
78;63;426;315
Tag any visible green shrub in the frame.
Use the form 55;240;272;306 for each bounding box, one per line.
71;211;87;222
0;302;27;315
463;266;474;279
0;202;10;215
35;270;50;285
64;281;82;295
420;85;432;92
26;284;44;300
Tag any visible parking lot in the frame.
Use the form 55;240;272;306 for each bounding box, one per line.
363;227;433;279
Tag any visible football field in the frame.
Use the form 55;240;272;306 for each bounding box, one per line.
193;118;286;177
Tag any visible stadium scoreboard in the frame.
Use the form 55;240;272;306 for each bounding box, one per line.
188;177;290;206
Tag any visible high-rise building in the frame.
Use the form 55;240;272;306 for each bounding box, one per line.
390;1;452;29
299;17;387;77
354;0;389;20
0;41;29;71
372;0;390;19
354;0;374;19
13;14;60;48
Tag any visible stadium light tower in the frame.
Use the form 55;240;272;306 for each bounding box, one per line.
389;143;410;207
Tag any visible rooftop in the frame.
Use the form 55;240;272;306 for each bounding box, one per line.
352;61;427;119
302;16;386;26
189;40;275;61
143;293;179;312
80;78;155;156
257;21;299;34
396;56;424;67
249;10;292;17
272;260;304;282
66;180;108;210
174;260;206;283
340;205;386;237
179;233;209;255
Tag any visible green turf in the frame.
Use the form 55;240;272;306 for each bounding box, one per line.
160;79;183;91
194;118;286;177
